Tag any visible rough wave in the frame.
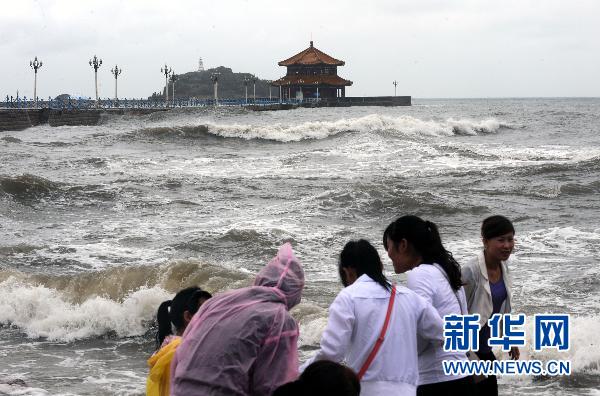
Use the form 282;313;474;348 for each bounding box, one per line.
559;180;600;196
0;174;119;203
126;114;506;143
206;115;505;141
315;182;489;218
0;244;42;256
0;174;61;199
512;155;600;177
1;260;252;303
0;278;168;341
128;125;210;140
0;260;252;341
1;136;22;144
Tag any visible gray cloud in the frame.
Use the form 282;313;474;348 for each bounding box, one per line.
1;0;599;99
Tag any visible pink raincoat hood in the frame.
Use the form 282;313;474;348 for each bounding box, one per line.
171;243;304;396
253;242;304;309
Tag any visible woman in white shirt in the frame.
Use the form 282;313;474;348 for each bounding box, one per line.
302;239;444;396
384;215;474;396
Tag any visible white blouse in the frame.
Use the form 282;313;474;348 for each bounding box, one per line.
407;264;469;385
301;274;444;396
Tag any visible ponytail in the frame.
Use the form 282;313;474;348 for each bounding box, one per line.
156;300;173;348
384;215;462;291
155;287;213;349
340;239;391;291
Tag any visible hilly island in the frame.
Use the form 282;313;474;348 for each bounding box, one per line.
150;66;274;100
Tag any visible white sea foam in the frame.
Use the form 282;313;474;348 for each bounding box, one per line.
197;114;504;142
292;302;330;347
0;384;50;396
82;370;146;395
517;227;600;258
528;315;600;374
0;277;170;341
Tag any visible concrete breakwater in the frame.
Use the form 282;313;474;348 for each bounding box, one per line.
0;108;167;132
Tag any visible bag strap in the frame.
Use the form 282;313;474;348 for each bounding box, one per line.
357;285;396;380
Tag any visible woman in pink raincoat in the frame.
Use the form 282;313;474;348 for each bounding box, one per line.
171;243;304;396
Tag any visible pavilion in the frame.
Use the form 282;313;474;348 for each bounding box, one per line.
272;41;352;100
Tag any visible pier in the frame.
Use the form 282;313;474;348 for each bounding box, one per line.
0;95;410;132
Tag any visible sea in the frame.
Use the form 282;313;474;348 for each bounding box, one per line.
1;98;599;395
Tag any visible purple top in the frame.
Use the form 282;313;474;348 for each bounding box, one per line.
478;277;507;353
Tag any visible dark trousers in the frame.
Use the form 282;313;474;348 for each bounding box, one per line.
417;376;475;396
475;351;498;396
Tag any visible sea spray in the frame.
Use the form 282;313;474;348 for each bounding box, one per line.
0;277;170;341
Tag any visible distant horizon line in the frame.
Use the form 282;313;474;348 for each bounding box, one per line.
413;96;600;100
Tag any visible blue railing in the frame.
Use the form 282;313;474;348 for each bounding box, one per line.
0;96;315;110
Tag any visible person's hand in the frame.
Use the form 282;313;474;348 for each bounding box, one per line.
509;346;520;360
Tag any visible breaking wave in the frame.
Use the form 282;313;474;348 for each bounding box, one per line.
0;260;331;343
126;114;507;143
0;260;253;341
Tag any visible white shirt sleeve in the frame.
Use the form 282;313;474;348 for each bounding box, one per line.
407;267;436;305
415;294;444;343
300;290;355;372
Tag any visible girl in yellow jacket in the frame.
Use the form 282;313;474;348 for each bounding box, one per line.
147;287;211;396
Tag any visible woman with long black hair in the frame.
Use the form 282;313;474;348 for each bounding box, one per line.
147;287;212;396
302;239;444;396
384;216;473;396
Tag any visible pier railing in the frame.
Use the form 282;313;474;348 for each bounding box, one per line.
0;96;317;110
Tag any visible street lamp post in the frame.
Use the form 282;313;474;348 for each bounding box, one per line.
393;80;398;97
298;79;304;101
161;64;172;106
89;55;102;107
265;80;272;101
211;73;220;106
30;56;43;108
244;77;249;104
252;77;257;103
111;65;122;102
170;72;178;107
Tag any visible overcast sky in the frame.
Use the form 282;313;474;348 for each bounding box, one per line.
1;0;599;99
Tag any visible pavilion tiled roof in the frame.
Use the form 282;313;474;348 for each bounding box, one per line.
279;41;345;66
271;74;352;87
